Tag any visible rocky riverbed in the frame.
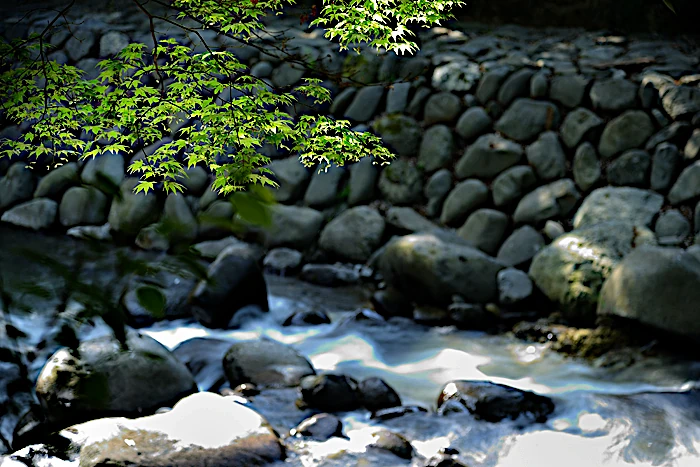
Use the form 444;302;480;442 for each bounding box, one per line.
1;3;700;466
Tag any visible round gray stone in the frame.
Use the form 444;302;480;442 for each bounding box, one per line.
319;206;385;262
1;198;57;230
378;159;423;205
573;142;601;191
525;131;566;181
573;186;663;229
440;179;489;226
491;165;537;207
423;92;462;125
455;133;523;179
549;75;589;108
455;107;492;141
606;149;651;187
496;225;545;267
655;209;691;246
669;161;700;205
372;114;422;158
418;125;455;173
598;110;654;159
495;98;561;142
650;143;680;192
513;179;581;225
497;268;533;305
560;107;604;149
457;208;509;255
590;78;638;111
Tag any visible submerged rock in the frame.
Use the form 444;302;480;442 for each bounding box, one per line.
368;430;414;460
290;413;344;441
357;377;402;413
437;380;554;423
35;331;197;430
172;337;235;392
223;340;315;388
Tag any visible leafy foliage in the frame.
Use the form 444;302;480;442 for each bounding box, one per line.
0;0;461;195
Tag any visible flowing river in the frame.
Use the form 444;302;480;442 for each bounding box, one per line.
2;226;700;466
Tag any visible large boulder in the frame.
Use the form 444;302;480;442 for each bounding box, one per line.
189;245;268;328
265;157;310;203
304;164;346;208
34;162;79;199
35;331;197;429
223;340;315;388
0;198;57;230
160;194;198;245
265;205;324;250
378;233;505;305
437;380;554;423
0;162;34;210
598;246;700;343
59;186;109;227
573;187;663;229
80;152;125;191
319;206;385;263
55;392;284;467
598;110;654;159
108;178;160;237
529;221;656;324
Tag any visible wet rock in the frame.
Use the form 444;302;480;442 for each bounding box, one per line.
492;165;537;207
549;74;589;108
529;221;656;324
432;61;481;93
668;161;700;205
371;405;429;421
348;157;379;205
419;124;455;172
424;92;462;125
1;198;57;230
0;163;34;210
299;374;360;412
530;70;550;98
457;208;509;255
368;430;413;460
372;114;422;157
344;85;384;122
526;131;566;181
172;337;234;392
223;340;315;388
495;98;561;142
573;142;602;191
386;207;437;233
304;164;346;208
34;162;79;199
80;152;124;191
440;179;489;226
560;108;604;148
319;206;385;262
66;223;112;241
425;169;453;217
265;204;323;250
661;85;700;120
606;149;651;187
378;159;423;205
108;178;160;238
378;233;504;305
655;209;691;246
191;236;259;260
57;392;284;467
266;157;310;203
513;179;581;225
599;246;700;342
456;107;492;141
413;305;451;325
358;377;402;413
437;380;554;422
476;66;512;103
498;68;535;106
290;413;344;441
283;310;331;326
190;244;268;328
573;186;663;229
598;110;654;159
299;263;361;287
497;225;545;267
590;78;638;111
426;454;470;467
498;268;534;305
35;331;197;429
455;133;523;179
263;248;303;275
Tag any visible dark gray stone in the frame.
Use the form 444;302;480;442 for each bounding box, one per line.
344;86;384;122
476;66;512;104
651;143;680;192
669;161;700;205
526;131;566;181
549;74;589;108
457;208;509;255
59;186;108;227
573;142;601;191
455;133;523;179
655;209;691;246
495;98;561;142
492;165;537;207
386;82;411;114
661;85;700;120
419;125;454;172
424;92;462;125
265;205;323;250
348;157;379;206
560;107;604;148
455;107;492;141
498;68;535;105
497;268;533;304
378;159;423;205
573;186;663;229
266;157;310;203
513;179;581;224
496;225;545;267
319;206;385;262
440;179;490;225
425;169;453;217
606;149;651;187
372;114;422;157
598;110;654;159
1;198;57;230
224;340;315;388
304;164;346;208
590;78;637;111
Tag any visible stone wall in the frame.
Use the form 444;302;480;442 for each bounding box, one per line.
1;10;700;339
